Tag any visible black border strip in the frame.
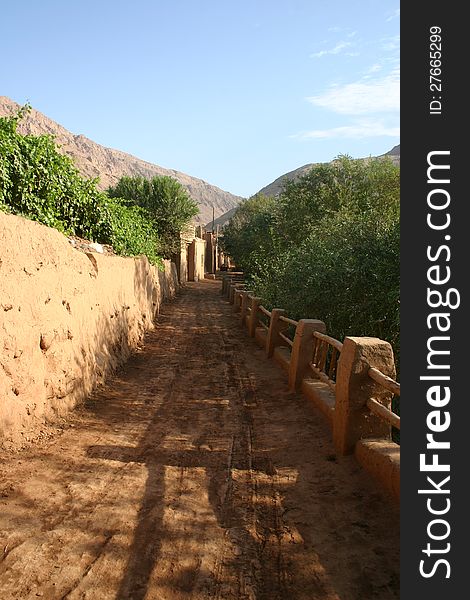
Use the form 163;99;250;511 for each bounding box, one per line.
401;4;466;597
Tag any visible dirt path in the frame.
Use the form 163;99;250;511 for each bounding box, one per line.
0;281;399;600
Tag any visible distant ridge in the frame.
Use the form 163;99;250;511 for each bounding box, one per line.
385;144;400;156
0;96;243;224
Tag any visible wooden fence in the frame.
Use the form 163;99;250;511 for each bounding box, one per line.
222;273;400;501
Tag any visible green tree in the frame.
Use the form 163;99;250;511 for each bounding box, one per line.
276;155;400;247
221;194;277;273
223;157;400;365
108;175;199;258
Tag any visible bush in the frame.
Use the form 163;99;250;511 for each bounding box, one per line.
105;197;162;267
0;106;111;241
222;194;278;273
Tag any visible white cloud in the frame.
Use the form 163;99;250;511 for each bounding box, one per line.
310;41;352;58
307;68;399;115
327;27;356;35
386;8;400;22
366;63;382;74
382;34;400;51
292;118;400;140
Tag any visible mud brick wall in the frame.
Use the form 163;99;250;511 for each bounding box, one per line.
0;212;178;449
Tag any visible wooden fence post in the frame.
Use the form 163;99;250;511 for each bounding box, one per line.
229;283;239;304
333;336;396;455
248;297;261;337
224;277;233;298
221;276;229;296
233;288;244;312
288;320;326;392
239;291;250;325
265;309;287;357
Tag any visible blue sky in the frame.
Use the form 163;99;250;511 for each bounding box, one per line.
1;0;399;197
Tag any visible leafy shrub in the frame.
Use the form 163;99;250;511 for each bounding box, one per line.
0;106;111;241
105;197;162;267
222;194;278;274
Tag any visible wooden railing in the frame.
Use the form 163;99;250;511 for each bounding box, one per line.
258;305;271;331
367;367;401;430
277;315;298;347
221;273;400;457
309;331;343;392
221;272;244;296
245;293;253;314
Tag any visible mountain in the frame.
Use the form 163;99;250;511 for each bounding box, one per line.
384;144;400;157
0;96;242;224
209;145;400;229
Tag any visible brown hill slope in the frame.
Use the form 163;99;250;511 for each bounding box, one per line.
0;96;242;224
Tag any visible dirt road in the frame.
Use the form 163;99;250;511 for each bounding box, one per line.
0;281;399;600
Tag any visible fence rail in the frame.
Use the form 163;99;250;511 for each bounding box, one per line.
308;331;343;392
259;305;271;318
367;398;401;430
313;331;343;352
223;274;401;467
276;315;297;348
278;332;294;348
368;366;400;396
366;366;401;430
279;315;299;327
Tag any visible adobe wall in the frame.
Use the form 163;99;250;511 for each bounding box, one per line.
0;212;178;449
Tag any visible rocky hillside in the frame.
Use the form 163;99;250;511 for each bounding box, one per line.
0;96;242;224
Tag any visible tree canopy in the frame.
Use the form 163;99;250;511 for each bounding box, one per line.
221;156;400;360
108;175;199;258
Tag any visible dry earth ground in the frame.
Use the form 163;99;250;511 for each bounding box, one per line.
0;280;399;600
